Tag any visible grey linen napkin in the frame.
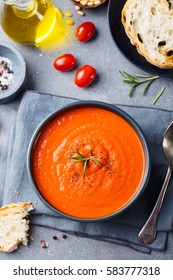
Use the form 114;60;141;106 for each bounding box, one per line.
1;90;173;254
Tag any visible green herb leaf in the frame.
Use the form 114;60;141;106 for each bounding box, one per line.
82;159;88;178
68;157;86;162
142;79;153;95
73;147;85;158
134;74;159;79
68;147;101;178
152;87;165;105
119;71;160;97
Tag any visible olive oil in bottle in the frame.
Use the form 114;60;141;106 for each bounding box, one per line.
0;0;58;44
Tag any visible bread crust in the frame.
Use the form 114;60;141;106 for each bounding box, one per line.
0;202;34;253
121;0;173;68
0;202;33;215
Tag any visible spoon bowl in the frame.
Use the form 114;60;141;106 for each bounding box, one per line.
163;122;173;164
138;121;173;245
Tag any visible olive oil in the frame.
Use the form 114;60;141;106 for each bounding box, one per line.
0;0;58;44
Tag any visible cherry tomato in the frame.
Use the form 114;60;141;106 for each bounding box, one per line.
75;22;96;42
53;54;76;71
75;65;96;87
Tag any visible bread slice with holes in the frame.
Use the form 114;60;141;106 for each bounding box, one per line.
0;202;34;253
122;0;173;68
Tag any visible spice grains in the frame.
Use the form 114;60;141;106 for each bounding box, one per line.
0;57;13;91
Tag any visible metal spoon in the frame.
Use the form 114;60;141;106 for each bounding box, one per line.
138;122;173;245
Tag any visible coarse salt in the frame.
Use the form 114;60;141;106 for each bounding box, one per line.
0;57;13;91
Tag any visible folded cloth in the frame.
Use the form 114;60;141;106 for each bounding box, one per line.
1;90;173;254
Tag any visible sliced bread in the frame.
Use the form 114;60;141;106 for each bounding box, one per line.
0;202;34;253
122;0;173;68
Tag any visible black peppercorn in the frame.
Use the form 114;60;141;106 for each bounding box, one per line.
62;234;67;239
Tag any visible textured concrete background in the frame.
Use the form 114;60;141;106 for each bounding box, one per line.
0;0;173;259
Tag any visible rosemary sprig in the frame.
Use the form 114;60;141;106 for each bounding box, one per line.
68;147;101;178
152;86;166;105
119;71;159;96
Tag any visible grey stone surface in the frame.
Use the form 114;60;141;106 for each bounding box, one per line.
1;0;172;109
0;0;173;260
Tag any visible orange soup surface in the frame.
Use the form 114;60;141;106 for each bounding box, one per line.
31;107;145;219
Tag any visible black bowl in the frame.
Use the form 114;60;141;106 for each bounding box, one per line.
27;101;151;222
108;0;173;77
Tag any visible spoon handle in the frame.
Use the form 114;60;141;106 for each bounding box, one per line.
138;164;172;245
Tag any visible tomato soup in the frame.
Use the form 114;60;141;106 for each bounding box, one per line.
31;106;146;219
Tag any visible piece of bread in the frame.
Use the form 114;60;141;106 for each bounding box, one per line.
0;202;34;253
121;0;173;68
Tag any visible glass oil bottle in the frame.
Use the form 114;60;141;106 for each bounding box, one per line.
0;0;58;45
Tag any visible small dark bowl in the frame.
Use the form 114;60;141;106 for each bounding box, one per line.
70;0;107;9
27;101;151;222
0;42;26;104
